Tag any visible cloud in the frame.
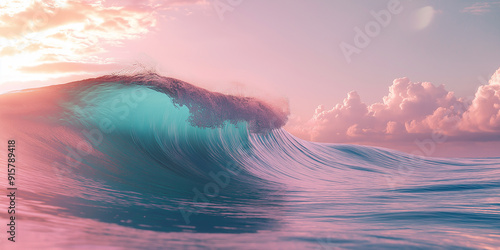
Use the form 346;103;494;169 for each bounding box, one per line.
0;1;157;58
287;67;500;143
460;69;500;132
461;2;500;14
103;0;208;8
0;0;207;82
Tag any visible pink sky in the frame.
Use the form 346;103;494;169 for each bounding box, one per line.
1;0;500;157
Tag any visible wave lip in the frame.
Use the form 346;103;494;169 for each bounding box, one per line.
89;73;289;132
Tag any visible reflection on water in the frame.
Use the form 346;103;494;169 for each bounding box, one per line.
5;139;500;249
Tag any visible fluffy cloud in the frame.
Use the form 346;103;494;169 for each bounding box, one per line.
0;0;206;78
460;69;500;132
0;1;156;54
288;67;500;143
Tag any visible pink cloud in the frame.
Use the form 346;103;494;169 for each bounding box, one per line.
0;0;202;74
461;2;500;14
460;69;500;132
287;67;500;144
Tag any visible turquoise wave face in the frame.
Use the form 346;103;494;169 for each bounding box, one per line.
62;82;256;180
12;81;284;234
1;75;500;249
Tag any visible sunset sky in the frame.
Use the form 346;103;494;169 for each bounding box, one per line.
1;0;500;157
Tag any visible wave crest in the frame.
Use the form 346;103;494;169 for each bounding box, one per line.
85;73;289;132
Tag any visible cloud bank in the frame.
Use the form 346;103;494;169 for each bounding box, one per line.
288;67;500;143
0;0;156;64
0;0;206;78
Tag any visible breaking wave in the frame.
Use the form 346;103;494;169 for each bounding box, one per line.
1;74;500;249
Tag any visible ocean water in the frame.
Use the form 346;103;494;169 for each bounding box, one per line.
1;74;500;249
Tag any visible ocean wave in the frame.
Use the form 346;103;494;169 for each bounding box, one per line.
1;74;500;249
